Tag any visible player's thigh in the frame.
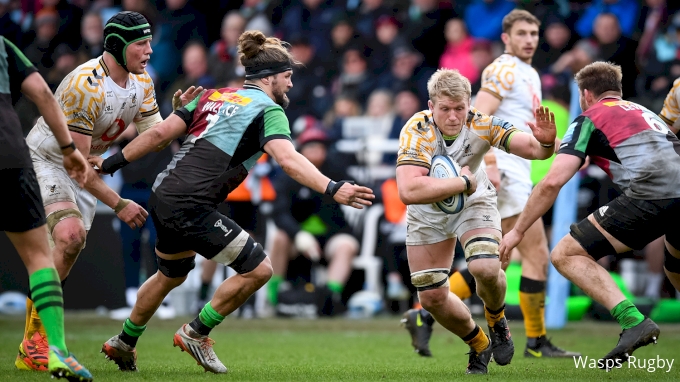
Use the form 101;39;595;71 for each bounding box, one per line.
0;167;47;233
406;238;457;273
591;195;665;252
189;209;266;275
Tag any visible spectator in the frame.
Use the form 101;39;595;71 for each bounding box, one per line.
148;0;208;92
0;0;23;48
575;0;640;38
439;18;479;84
278;0;340;64
404;0;457;69
41;0;84;50
322;94;362;133
592;13;638;98
163;42;216;116
208;11;246;87
46;44;78;91
326;16;360;79
285;34;333;123
369;15;405;75
639;12;680;101
77;12;104;62
268;128;359;316
376;44;435;108
464;0;515;42
533;19;575;72
121;0;158;26
23;8;59;76
636;0;670;65
469;40;495;94
331;46;377;106
353;0;391;40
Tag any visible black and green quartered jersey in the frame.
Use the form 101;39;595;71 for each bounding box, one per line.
152;84;291;206
0;36;37;169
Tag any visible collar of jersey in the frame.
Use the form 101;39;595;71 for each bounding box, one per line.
243;83;266;93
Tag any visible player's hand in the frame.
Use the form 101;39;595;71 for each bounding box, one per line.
333;183;375;209
580;156;591;171
499;229;524;268
116;200;148;229
485;163;501;191
461;166;477;195
528;106;557;147
172;86;204;111
62;149;91;188
295;231;322;262
87;156;105;174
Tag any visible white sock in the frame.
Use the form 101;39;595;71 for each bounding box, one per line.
645;273;663;299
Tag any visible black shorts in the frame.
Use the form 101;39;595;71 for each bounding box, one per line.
217;201;264;237
149;193;250;259
593;194;680;250
0;167;46;232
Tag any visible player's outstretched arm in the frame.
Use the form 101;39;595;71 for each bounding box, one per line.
20;72;91;187
507;106;557;160
264;139;375;209
395;164;475;205
498;153;581;264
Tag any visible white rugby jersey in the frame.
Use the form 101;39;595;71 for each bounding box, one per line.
479;53;541;179
27;56;160;158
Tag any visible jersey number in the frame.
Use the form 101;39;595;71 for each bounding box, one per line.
642;111;671;134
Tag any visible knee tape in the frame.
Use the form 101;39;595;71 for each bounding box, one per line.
569;219;617;261
220;236;267;274
664;246;680;274
156;255;196;278
46;208;83;235
464;234;500;262
410;268;450;291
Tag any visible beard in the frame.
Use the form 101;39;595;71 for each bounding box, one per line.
272;81;290;109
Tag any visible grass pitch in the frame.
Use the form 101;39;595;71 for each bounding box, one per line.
0;313;678;381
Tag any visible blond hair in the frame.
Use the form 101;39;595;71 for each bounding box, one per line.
427;69;471;104
502;9;540;34
575;61;623;97
238;30;299;69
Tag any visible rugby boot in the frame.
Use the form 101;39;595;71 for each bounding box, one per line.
466;336;493;375
101;334;138;371
14;331;49;371
173;324;227;373
400;308;433;357
600;318;660;370
48;347;93;382
488;317;514;365
525;336;581;358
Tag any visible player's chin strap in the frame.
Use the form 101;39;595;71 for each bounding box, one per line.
325;180;355;197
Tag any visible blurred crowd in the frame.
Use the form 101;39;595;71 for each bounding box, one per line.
3;0;680;317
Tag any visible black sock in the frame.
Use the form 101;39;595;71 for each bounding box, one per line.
119;329;139;348
189;316;212;336
420;309;436;326
199;282;210;301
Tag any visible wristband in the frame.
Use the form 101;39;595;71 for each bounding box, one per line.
325;180;355;197
114;198;131;214
60;141;76;152
540;142;555;148
461;175;471;191
101;150;130;175
173;106;193;126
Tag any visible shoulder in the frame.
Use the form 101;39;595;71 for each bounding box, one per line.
58;59;105;103
483;54;517;75
402;110;434;134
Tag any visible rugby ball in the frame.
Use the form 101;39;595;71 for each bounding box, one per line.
430;155;467;214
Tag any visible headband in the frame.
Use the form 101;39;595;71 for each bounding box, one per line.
244;60;293;79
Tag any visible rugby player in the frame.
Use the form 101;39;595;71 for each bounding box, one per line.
92;30;374;373
0;35;92;381
500;61;674;368
396;68;557;373
17;11;201;371
403;9;579;360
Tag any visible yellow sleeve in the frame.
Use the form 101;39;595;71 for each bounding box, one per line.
659;78;680;128
479;60;516;100
468;107;519;152
396;112;437;169
60;70;102;136
134;73;160;121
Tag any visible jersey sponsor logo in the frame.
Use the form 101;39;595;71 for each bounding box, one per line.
482;214;492;222
207;91;252;106
104;105;113;114
598;206;608;216
101;118;126;142
214;219;233;237
45;185;59;196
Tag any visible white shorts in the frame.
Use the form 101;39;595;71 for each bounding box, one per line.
405;186;501;246
492;148;533;220
30;152;97;231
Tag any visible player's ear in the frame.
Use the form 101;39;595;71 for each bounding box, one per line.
428;99;434;112
500;33;509;45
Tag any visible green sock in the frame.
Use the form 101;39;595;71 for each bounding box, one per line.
327;280;344;294
199;302;225;328
610;300;644;330
267;275;283;305
29;268;67;353
120;318;146;347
